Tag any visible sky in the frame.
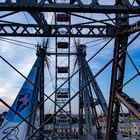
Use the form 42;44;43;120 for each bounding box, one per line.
0;1;140;114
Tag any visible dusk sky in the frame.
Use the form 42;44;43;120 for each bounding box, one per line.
0;2;140;114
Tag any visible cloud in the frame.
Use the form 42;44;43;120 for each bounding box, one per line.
0;13;38;113
0;36;37;114
0;96;14;113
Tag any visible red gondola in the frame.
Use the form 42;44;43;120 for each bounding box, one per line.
57;42;69;49
56;14;70;22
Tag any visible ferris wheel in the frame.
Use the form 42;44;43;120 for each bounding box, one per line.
0;0;139;140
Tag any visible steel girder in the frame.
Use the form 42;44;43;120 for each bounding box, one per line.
105;1;140;140
78;45;107;139
79;69;84;139
37;48;46;139
116;92;140;120
29;12;50;32
122;21;140;35
106;36;128;140
0;22;139;37
0;1;140;14
81;69;95;140
85;63;108;116
79;52;95;140
106;1;129;138
0;24;115;37
83;60;104;139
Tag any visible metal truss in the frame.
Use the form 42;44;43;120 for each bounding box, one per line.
106;10;129;139
80;69;95;140
78;45;107;139
0;22;139;37
0;24;114;37
116;92;140;120
106;0;140;137
79;55;95;140
85;63;108;115
0;0;140;14
29;12;50;32
122;21;140;34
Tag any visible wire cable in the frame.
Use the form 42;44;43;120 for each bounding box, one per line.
23;12;38;44
125;50;140;75
0;38;36;50
0;37;36;46
0;12;18;19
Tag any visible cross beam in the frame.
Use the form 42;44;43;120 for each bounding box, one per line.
0;24;115;37
122;21;140;34
0;22;139;37
0;1;140;14
116;92;140;120
29;12;50;32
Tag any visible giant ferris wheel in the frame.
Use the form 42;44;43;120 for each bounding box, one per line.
0;0;140;140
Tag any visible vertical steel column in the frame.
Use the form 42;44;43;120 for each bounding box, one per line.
68;15;72;137
35;47;46;139
26;46;45;139
78;45;95;140
39;48;45;140
53;12;57;135
82;69;95;140
78;46;84;139
79;68;84;138
106;0;129;139
84;67;102;139
85;62;108;116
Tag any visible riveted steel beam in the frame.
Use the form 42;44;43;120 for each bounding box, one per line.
0;2;139;14
0;24;115;37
